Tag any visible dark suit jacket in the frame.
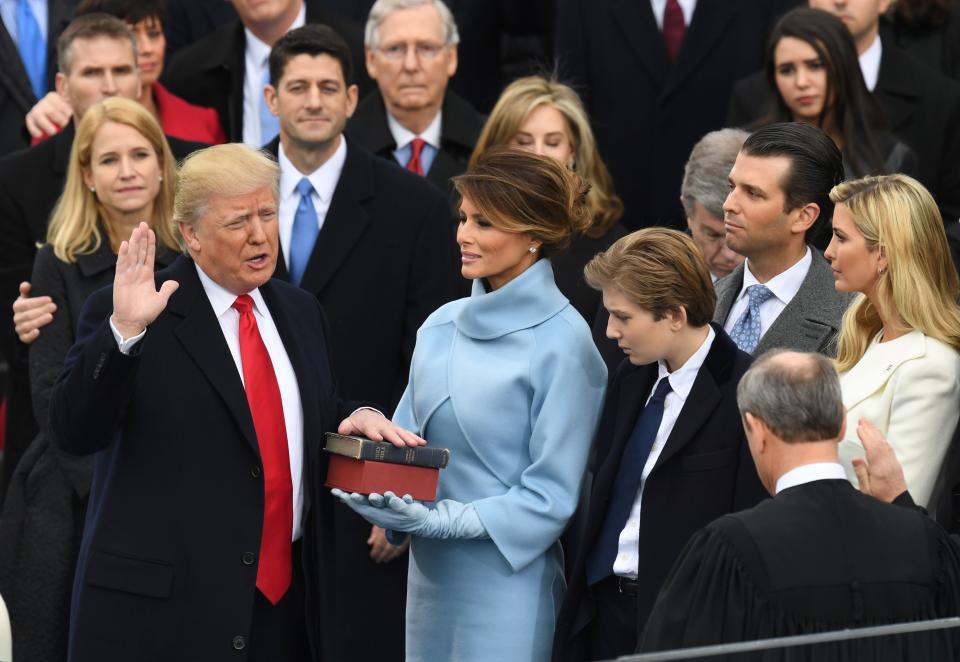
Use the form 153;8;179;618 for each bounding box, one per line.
346;88;483;193
0;0;75;158
162;0;237;64
712;249;855;357
48;255;356;661
265;137;462;661
640;479;960;654
553;325;768;660
162;0;371;143
727;41;960;223
554;0;796;231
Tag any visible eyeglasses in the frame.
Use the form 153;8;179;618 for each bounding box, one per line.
377;42;446;61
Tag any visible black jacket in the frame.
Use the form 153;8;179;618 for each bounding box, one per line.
346;87;483;194
162;0;371;143
554;326;768;660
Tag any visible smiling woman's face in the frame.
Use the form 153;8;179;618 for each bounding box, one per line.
455;196;539;290
83;120;161;224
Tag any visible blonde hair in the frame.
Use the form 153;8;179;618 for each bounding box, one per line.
46;97;177;262
173;144;280;248
470;75;623;238
832;174;960;372
453;146;592;257
584;228;716;327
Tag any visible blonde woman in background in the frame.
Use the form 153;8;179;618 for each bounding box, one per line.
0;96;179;662
825;174;960;507
472;76;627;368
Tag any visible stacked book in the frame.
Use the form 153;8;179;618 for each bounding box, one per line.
323;433;450;501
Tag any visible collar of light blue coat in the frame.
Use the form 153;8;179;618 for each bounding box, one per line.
455;259;569;340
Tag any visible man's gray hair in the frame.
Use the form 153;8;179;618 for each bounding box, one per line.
737;350;844;443
364;0;460;49
681;128;749;219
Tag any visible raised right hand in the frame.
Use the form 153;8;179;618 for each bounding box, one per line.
13;281;56;344
111;222;179;339
25;92;73;139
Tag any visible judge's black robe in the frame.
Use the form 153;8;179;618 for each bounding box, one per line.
639;479;960;660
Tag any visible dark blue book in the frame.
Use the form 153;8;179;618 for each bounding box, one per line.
324;433;450;469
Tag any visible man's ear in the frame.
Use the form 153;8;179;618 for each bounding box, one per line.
365;48;378;79
445;43;458;78
179;221;201;253
345;83;359;119
667;306;687;331
55;72;67;98
264;84;279;117
790;202;820;236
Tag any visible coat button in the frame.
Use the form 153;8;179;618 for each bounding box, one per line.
251;466;261;478
233;635;246;650
242;552;255;566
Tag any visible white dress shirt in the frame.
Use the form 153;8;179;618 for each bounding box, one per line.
775;462;847;495
859;34;883;92
277;137;347;269
387;109;441;172
241;2;306;147
111;264;306;540
724;248;812;339
650;0;697;28
0;0;48;43
613;325;716;578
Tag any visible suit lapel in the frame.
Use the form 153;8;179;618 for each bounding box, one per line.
0;15;34;112
874;43;918;134
755;251;838;355
712;262;745;326
661;0;737;101
609;0;669;90
167;257;260;456
651;327;734;471
297;141;373;294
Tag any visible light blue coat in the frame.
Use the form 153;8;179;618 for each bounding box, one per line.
392;259;607;661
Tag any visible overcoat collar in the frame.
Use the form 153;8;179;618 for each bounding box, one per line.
841;329;926;410
76;223;177;278
455;259;567;340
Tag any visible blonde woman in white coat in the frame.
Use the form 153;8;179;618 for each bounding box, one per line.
825;174;960;507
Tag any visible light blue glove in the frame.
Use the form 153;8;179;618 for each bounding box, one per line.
331;489;489;540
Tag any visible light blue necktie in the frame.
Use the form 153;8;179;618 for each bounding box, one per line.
259;65;279;146
729;284;775;354
289;178;319;286
16;0;46;100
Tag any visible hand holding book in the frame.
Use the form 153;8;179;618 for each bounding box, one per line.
331;489;489;540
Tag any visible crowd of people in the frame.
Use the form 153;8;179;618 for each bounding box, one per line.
0;0;960;661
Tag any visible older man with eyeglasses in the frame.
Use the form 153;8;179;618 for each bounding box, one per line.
347;0;484;193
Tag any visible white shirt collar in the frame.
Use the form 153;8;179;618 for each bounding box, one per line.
859;34;883;92
278;136;347;205
738;247;812;307
656;325;716;401
244;2;306;68
387;110;442;151
194;262;269;320
650;0;697;29
775;462;848;494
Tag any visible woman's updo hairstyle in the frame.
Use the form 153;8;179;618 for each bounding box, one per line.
452;146;592;257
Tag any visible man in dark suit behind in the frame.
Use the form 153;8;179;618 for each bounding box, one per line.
727;0;960;223
162;0;371;146
48;144;424;661
0;0;76;158
261;25;461;660
0;13;205;500
554;0;799;231
713;123;854;357
554;228;767;662
640;350;960;655
346;0;483;194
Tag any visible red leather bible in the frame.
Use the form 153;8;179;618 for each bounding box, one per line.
325;454;440;501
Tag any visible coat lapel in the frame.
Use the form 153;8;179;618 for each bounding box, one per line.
874;43;918;134
840;330;925;411
609;0;669;90
166;256;260;456
0;16;33;112
296;140;373;294
712;262;745;326
661;0;737;102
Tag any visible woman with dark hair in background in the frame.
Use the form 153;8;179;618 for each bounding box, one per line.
25;0;225;145
761;8;916;181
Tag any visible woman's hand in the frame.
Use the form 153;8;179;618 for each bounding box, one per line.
332;489;429;532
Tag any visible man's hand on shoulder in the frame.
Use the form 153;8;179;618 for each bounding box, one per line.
13;281;56;344
25;92;73;140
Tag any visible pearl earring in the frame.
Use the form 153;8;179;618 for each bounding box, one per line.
529;246;538;254
89;186;95;193
158;175;163;182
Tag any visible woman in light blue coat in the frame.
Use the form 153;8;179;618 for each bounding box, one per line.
334;147;607;661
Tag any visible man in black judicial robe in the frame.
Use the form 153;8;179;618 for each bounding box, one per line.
639;350;960;658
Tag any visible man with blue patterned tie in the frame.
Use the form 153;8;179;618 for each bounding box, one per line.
553;228;767;662
261;24;460;662
713;123;854;357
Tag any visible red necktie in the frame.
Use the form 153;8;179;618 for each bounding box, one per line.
663;0;685;62
233;295;293;605
406;137;426;176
